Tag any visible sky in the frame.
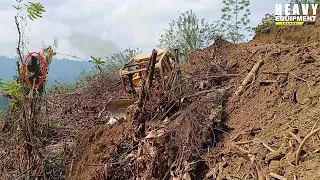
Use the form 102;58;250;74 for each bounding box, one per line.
0;0;286;60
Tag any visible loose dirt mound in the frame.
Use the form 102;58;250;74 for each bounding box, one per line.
201;26;320;179
48;73;128;128
69;23;320;179
253;12;320;45
69;120;132;180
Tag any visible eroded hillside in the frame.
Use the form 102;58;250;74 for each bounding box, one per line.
65;16;320;180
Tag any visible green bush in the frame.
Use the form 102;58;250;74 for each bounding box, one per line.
47;70;95;95
47;82;76;94
159;10;221;60
252;14;275;36
0;80;22;108
90;48;141;74
104;48;141;73
74;70;95;87
0;109;6;119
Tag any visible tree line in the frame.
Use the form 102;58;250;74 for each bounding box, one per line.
91;0;320;69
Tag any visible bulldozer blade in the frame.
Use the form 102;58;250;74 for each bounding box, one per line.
105;98;138;124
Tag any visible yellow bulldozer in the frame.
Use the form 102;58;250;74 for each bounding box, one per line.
105;48;179;123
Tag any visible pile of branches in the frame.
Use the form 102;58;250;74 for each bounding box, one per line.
46;72;128;128
93;49;233;180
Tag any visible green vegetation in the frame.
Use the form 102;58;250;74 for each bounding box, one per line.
47;70;95;94
0;81;22;108
90;47;141;73
49;47;141;95
158;10;221;61
0;109;6;119
26;2;46;20
252;14;275;36
286;0;320;4
89;56;106;73
105;48;141;72
13;1;45;21
0;78;3;87
220;0;251;43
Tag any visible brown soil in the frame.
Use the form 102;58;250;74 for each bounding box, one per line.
68;20;320;179
69;120;132;180
211;35;320;179
48;73;129;128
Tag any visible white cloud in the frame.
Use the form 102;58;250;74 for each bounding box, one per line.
0;0;286;60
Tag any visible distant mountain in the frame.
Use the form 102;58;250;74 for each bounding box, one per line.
0;56;94;108
0;56;93;84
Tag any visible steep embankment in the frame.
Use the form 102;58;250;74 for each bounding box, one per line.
187;20;320;179
68;19;320;179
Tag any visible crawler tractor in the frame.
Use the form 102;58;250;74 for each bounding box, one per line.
105;48;179;123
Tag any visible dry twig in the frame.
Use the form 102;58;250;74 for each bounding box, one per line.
269;172;287;180
287;132;302;143
255;138;276;153
290;73;313;96
234;56;264;96
296;127;320;164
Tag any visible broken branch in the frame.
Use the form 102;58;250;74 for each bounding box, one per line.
290;73;313;96
234;56;264;96
287;132;301;143
255;138;276;153
269;172;287;180
231;143;254;162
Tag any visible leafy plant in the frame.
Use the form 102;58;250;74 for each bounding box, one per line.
1;81;22;98
13;0;45;21
252;14;275;36
89;48;141;74
159;10;221;61
105;48;141;72
220;0;251;43
89;56;106;73
26;2;46;20
0;81;22;107
9;1;59;178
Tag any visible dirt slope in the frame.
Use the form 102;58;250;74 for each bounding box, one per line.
68;21;320;179
212;36;320;179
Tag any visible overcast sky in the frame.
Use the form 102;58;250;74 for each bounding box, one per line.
0;0;286;60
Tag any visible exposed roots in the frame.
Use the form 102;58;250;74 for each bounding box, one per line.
296;127;320;164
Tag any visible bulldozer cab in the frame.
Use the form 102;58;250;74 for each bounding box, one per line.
105;49;178;124
119;48;176;98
